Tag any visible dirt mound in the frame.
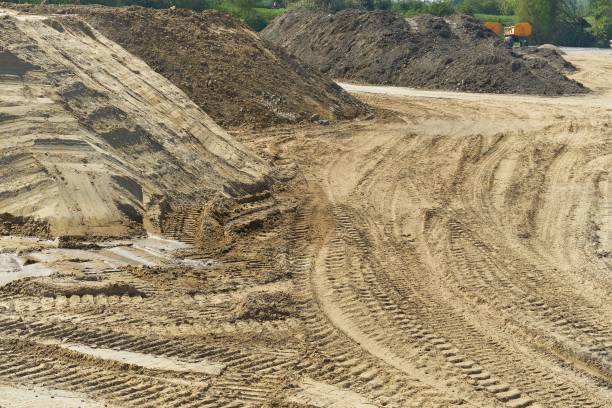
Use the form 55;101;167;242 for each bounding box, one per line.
538;44;567;55
6;4;368;128
516;46;576;73
233;290;297;321
262;9;587;95
0;214;50;238
2;278;145;298
0;8;270;238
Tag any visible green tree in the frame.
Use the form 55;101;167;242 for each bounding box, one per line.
588;0;612;46
427;0;455;16
500;0;516;15
515;0;559;41
515;0;596;45
231;0;257;14
457;0;502;15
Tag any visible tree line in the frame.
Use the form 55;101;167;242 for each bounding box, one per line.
515;0;610;46
11;0;612;45
295;0;610;46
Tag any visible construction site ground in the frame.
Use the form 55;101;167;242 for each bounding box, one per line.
0;47;611;407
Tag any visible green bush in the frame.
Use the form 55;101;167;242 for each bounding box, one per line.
588;0;612;47
394;0;455;16
474;13;515;25
427;0;455;16
457;0;501;15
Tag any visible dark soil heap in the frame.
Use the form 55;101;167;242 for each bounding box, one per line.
262;9;587;95
5;4;368;128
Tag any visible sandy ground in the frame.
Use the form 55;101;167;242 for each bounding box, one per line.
0;47;610;407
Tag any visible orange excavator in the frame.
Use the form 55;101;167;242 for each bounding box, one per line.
485;21;533;48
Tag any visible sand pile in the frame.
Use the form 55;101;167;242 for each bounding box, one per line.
6;4;369;128
262;9;587;95
0;9;270;238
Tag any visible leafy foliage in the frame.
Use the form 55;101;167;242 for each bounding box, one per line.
11;0;609;45
393;0;455;17
515;0;601;46
457;0;502;15
588;0;612;46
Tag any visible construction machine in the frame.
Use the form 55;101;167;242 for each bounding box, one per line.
484;21;502;36
485;21;533;48
504;23;533;48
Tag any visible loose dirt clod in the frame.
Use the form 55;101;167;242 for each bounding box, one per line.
262;9;587;95
233;290;297;321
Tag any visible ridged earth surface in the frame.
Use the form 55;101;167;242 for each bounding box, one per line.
0;17;610;408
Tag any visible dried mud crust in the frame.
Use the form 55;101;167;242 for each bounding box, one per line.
262;9;587;95
7;4;370;128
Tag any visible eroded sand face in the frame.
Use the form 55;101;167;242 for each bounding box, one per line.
0;9;269;238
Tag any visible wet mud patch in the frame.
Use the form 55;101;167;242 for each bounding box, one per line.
0;112;17;122
0;51;38;76
100;126;164;151
116;202;143;224
87;105;127;122
111;175;143;202
59;80;104;101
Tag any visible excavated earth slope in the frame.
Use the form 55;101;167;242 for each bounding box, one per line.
262;9;587;95
5;4;369;128
0;9;270;238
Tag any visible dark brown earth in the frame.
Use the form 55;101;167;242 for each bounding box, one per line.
515;46;578;74
262;9;588;95
4;4;369;128
0;214;50;238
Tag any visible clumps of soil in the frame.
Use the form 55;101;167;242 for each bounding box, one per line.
233;291;297;321
58;282;145;298
263;400;318;408
56;235;136;249
2;278;144;298
9;4;369;128
0;50;38;76
0;213;50;238
515;45;577;74
57;236;102;250
262;9;587;95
